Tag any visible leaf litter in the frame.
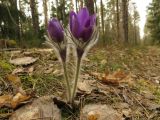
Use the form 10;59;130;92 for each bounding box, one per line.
0;46;160;119
0;74;33;109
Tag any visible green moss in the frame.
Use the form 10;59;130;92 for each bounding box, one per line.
0;60;13;70
135;79;160;104
107;63;123;71
20;73;64;96
153;87;160;104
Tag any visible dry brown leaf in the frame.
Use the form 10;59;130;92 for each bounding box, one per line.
9;96;61;120
6;74;21;87
12;66;34;75
77;80;93;94
28;66;34;74
88;111;100;120
102;74;119;84
113;70;127;79
90;70;132;85
0;95;13;108
6;74;26;94
1;75;31;108
10;57;37;66
0;93;31;109
11;93;31;109
81;104;122;120
12;68;24;74
90;72;105;80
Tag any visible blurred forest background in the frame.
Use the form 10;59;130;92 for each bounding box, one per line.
0;0;159;48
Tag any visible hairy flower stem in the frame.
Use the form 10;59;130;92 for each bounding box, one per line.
62;61;71;103
71;57;82;104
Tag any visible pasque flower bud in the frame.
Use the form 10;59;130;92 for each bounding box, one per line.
70;7;96;42
69;7;98;58
48;18;64;43
47;18;67;62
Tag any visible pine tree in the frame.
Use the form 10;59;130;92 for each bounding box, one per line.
122;0;129;44
146;0;160;44
29;0;40;37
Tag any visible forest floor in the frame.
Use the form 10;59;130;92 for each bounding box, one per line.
0;45;160;120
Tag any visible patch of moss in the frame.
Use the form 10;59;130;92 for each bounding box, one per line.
135;79;160;104
153;87;160;104
20;75;34;89
107;63;123;71
20;73;64;96
0;60;13;71
89;50;106;62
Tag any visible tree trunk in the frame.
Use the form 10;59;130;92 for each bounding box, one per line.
122;0;129;43
43;0;48;29
29;0;40;37
12;0;20;41
79;0;83;9
56;0;59;18
100;0;105;41
134;25;137;44
76;0;78;12
84;0;94;14
116;0;120;41
19;0;25;46
61;0;65;22
70;0;74;10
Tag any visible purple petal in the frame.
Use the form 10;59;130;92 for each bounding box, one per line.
69;7;96;42
69;11;80;38
79;26;93;42
84;14;96;27
84;19;91;28
69;11;75;33
77;7;89;28
48;18;64;43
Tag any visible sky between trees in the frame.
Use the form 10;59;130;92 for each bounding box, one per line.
36;0;152;38
133;0;152;38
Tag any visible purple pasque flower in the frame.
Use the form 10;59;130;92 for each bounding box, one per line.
48;18;64;43
46;18;67;62
69;7;98;58
69;7;96;42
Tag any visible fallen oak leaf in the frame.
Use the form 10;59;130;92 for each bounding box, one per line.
90;72;105;80
11;92;31;109
0;93;32;109
90;70;132;85
90;72;120;85
0;95;13;108
6;74;25;94
113;70;127;79
102;75;121;85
